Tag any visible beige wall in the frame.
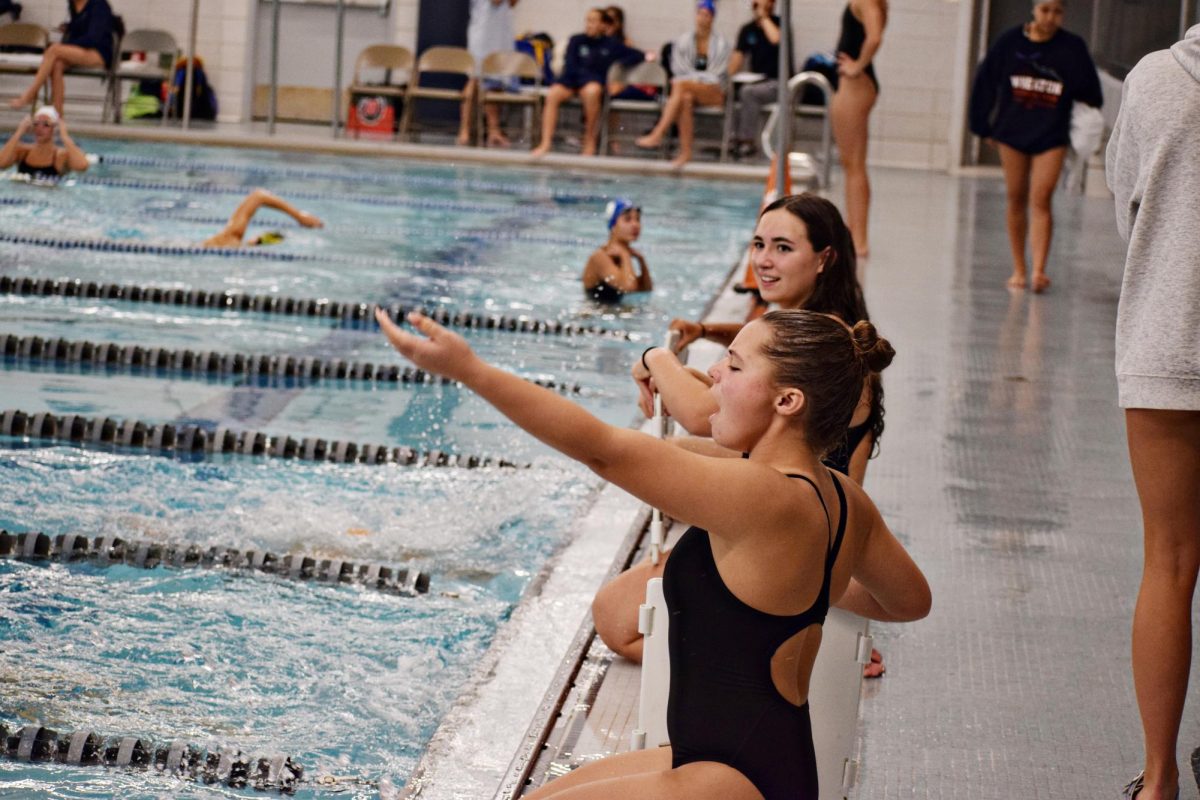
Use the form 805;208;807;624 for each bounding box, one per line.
509;0;968;170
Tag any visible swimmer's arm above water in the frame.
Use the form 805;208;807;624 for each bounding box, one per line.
629;247;652;292
377;310;804;537
55;118;89;174
0;118;31;169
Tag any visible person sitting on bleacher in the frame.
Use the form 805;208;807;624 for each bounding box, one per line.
531;7;649;158
728;0;788;159
8;0;116;115
635;0;732;168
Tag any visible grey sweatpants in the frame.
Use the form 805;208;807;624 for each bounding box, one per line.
735;79;778;143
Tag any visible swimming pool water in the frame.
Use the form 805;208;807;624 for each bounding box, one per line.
0;139;761;797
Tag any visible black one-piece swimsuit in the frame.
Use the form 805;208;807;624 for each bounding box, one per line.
663;471;848;799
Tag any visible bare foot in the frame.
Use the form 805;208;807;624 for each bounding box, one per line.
635;133;662;149
581;141;597;156
8;95;32;110
486;130;511;148
669;153;690;169
1006;272;1027;291
855;245;870;260
455;131;471;146
1031;273;1051;293
530;143;550;159
863;648;886;679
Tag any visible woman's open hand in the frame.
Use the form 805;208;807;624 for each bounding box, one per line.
376;309;483;385
836;52;863;78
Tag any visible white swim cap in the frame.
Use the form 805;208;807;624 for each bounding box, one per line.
32;106;59;125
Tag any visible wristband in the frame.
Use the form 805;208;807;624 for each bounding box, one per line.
641;346;658;371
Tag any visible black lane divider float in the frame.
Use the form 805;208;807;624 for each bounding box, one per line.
95;152;617;205
0;275;633;340
0;333;583;394
0;409;525;469
0;718;304;794
71;175;604;221
0;529;431;596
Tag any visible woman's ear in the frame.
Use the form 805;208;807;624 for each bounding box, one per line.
775;387;806;417
818;247;832;273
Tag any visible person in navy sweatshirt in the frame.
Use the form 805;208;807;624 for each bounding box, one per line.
9;0;116;115
969;0;1101;293
532;7;648;158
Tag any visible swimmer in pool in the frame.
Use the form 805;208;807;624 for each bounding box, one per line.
202;188;323;248
582;197;652;304
0;106;89;180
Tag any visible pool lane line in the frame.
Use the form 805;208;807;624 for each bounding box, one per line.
0;333;584;394
0;275;634;341
0;409;527;469
70;175;607;220
94;152;619;205
0;529;432;596
0;719;304;794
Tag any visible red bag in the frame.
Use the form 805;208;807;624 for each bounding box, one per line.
347;94;397;139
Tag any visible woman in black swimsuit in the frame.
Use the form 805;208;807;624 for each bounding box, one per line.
0;106;90;180
377;307;930;800
830;0;887;258
596;195;889;673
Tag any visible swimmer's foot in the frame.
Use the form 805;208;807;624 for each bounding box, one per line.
635;132;662;150
8;93;33;110
486;130;511;148
455;130;471;146
530;143;550;159
1006;272;1027;291
581;140;598;156
863;648;885;679
669;152;690;169
1031;272;1051;293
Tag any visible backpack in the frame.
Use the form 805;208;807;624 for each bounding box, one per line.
515;32;554;85
169;56;218;120
800;53;839;105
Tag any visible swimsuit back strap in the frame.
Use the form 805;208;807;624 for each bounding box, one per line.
787;474;833;553
826;470;849;570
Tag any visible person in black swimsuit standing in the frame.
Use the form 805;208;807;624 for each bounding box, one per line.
830;0;887;258
377;305;930;800
0;106;90;180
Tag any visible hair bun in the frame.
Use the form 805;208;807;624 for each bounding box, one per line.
850;320;896;373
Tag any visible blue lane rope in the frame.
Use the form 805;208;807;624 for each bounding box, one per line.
0;275;635;340
0;408;526;469
0;718;304;794
94;152;618;204
0;333;584;394
0;529;431;596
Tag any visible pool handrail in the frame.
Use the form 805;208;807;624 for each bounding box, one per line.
760;70;835;189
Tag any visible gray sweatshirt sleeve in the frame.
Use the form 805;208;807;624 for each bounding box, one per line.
1104;80;1139;243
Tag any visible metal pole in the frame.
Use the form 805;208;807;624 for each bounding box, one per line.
268;0;282;134
332;0;346;137
182;0;199;128
774;0;792;197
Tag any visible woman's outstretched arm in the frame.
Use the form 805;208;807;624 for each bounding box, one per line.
377;309;798;537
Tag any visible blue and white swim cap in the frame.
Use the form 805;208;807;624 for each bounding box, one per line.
697;0;717;16
605;197;640;230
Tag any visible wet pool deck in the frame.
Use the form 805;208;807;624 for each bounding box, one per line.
507;166;1200;799
8;106;1194;797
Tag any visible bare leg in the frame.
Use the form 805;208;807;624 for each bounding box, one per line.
457;78;476;146
670;89;697;168
997;143;1032;290
829;74;877;258
1127;409;1200;800
10;44;103;109
592;552;670;663
524;747;763;800
580;82;603;156
50;59;65;115
1027;146;1067;293
483;103;509;147
533;84;573;158
636;82;688;148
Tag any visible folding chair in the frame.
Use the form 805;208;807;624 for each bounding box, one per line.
599;60;669;156
111;29;179;124
0;22;49;113
398;46;474;142
476;50;541;148
348;44;413;140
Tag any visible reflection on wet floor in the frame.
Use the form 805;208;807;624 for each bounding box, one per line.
855;167;1197;798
